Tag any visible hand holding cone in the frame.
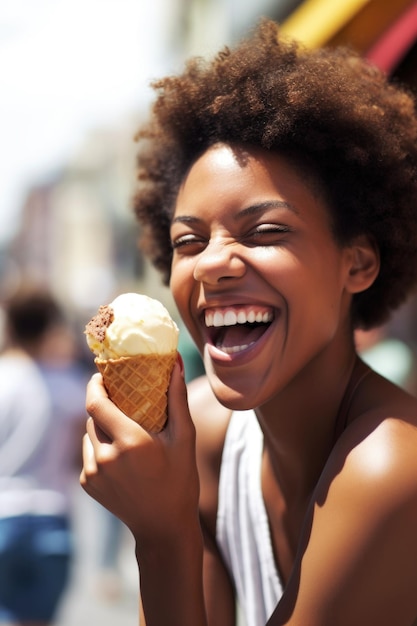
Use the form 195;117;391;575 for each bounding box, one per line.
95;352;177;433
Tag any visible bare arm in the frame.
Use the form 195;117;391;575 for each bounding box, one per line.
81;362;208;626
200;520;236;625
189;376;237;626
269;412;417;626
137;523;235;626
136;520;206;626
135;373;237;626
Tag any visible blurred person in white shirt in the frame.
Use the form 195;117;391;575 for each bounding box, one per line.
0;287;87;626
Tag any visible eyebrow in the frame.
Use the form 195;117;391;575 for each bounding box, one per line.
237;200;298;218
171;200;298;226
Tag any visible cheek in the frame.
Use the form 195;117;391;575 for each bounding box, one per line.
170;258;195;320
268;249;346;321
170;272;184;313
287;263;348;344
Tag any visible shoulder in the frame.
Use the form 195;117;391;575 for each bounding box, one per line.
318;377;417;528
187;375;232;470
187;375;232;533
187;374;232;450
340;373;417;468
281;384;417;624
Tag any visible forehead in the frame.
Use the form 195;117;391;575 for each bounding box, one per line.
174;142;328;220
181;143;283;186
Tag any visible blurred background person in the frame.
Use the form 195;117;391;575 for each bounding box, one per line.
0;287;87;626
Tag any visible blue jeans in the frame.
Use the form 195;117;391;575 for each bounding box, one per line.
0;515;73;622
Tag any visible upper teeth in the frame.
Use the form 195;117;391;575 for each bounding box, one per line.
205;309;273;327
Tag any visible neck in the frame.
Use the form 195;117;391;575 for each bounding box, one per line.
256;343;358;502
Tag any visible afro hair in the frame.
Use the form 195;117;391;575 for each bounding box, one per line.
133;18;417;329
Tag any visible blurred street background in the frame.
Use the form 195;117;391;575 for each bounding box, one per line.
1;0;417;623
55;484;139;626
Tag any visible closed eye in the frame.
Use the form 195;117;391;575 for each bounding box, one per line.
243;224;292;246
171;224;293;253
171;233;207;251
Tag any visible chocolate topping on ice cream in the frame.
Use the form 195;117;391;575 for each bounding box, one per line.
85;305;114;343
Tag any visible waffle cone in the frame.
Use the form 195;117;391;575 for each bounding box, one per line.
95;351;177;433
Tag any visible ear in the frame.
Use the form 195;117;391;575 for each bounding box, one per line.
345;234;380;294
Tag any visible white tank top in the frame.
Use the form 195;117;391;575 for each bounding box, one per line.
216;410;283;626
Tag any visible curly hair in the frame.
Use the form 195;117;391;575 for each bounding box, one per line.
133;18;417;329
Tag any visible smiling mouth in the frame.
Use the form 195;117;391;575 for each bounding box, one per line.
204;306;274;354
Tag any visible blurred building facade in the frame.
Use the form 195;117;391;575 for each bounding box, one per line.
7;120;142;312
1;0;416;351
0;0;304;324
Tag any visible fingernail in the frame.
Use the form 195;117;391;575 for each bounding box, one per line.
177;352;185;376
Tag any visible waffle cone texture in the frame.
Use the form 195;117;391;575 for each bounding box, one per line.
95;351;177;433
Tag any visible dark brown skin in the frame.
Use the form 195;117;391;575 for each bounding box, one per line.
81;145;417;626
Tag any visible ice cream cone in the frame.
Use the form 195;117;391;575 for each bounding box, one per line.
95;351;177;433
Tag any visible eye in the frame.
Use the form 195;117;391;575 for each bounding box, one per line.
244;224;292;246
171;233;207;253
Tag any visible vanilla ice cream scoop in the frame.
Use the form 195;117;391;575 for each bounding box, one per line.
85;293;179;360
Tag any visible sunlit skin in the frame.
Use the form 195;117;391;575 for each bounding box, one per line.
81;143;417;626
170;143;381;506
170;144;365;417
170;142;381;583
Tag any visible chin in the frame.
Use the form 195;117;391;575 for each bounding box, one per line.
208;375;260;412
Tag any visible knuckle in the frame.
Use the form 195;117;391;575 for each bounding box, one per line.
86;394;103;418
95;445;116;466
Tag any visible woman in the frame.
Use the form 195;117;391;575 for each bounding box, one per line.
81;20;417;625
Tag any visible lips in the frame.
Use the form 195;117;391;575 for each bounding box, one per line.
204;305;274;355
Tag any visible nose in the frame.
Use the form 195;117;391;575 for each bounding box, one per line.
193;238;246;285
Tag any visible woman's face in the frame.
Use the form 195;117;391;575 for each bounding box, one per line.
170;143;356;410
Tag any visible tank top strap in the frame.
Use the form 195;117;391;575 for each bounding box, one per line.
333;357;371;442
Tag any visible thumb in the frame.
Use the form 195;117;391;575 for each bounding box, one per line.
163;354;194;440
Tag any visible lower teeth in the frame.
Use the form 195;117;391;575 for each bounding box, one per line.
218;341;255;354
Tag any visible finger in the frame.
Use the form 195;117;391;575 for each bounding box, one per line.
86;373;145;442
80;432;97;489
82;430;96;469
86;415;112;446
